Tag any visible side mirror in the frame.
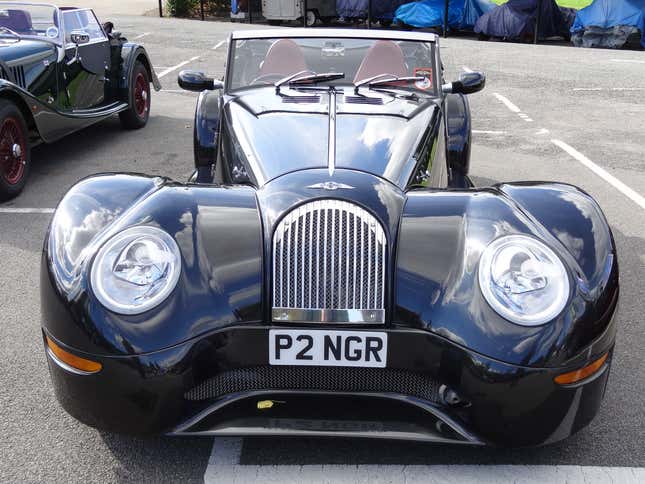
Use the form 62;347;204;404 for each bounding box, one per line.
178;70;223;92
66;30;90;66
442;71;485;95
70;30;90;45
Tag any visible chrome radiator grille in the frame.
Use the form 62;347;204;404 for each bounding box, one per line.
272;199;386;324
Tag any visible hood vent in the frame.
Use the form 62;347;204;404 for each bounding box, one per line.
345;95;384;105
281;95;321;104
11;66;25;88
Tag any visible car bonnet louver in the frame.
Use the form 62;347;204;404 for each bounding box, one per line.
281;95;321;104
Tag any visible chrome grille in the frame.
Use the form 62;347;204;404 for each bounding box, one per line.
272;199;386;324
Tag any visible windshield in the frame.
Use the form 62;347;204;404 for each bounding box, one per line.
0;3;60;43
227;37;437;95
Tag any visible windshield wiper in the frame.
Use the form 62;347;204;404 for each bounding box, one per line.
0;26;21;39
354;74;427;92
275;71;345;89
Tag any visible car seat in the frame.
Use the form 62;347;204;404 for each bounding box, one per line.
353;40;408;83
258;39;307;78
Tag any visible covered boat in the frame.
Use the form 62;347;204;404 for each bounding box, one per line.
394;0;495;30
372;0;410;23
571;0;645;48
337;0;369;18
474;0;571;41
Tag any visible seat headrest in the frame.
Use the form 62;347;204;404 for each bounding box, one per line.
3;9;33;33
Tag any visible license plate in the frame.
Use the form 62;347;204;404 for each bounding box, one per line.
269;329;387;367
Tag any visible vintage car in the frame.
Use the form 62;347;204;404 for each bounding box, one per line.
0;2;160;200
41;29;619;447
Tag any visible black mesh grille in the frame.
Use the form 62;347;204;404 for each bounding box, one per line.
185;366;438;402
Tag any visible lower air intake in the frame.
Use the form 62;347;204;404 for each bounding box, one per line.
185;366;438;402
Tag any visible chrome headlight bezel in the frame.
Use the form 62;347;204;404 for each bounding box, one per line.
90;226;181;315
478;234;570;327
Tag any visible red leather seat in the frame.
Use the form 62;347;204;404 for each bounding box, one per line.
258;39;307;78
353;41;408;83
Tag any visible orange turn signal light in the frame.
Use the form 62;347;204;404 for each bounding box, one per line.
554;353;608;385
46;336;102;374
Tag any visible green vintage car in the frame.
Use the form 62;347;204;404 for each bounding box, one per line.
0;2;160;200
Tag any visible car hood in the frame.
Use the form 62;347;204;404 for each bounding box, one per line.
221;88;440;188
0;38;56;65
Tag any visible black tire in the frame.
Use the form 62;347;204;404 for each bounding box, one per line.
305;9;318;27
119;60;151;129
0;99;31;201
267;19;282;26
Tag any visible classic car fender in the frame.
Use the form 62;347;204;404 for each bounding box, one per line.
194;90;221;181
0;81;39;134
395;182;619;368
119;43;162;97
445;93;471;180
0;82;126;143
42;174;263;357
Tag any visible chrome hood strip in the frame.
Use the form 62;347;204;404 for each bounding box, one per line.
327;89;337;176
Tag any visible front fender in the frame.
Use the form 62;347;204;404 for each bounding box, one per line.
194;90;221;181
120;44;161;96
395;183;619;368
445;93;471;178
42;174;263;356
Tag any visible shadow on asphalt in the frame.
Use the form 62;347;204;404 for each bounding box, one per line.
98;431;212;483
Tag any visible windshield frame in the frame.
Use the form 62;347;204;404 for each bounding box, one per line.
0;2;62;45
225;31;439;96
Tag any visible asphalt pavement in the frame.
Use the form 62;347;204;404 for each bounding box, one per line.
1;13;644;484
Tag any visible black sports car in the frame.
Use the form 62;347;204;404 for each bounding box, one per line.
42;29;619;447
0;3;160;200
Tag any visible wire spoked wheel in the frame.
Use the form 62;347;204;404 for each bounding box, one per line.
0;100;30;201
0;117;26;185
133;72;150;119
120;60;151;129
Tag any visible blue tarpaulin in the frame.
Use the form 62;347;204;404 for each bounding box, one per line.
337;0;369;17
394;0;495;30
571;0;645;48
372;0;410;20
474;0;570;40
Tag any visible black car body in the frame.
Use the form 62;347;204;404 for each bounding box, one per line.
41;29;619;447
0;3;160;200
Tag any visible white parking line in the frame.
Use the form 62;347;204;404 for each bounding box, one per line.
212;40;227;50
573;87;645;92
208;437;242;467
132;32;150;40
462;66;474;73
157;56;201;79
493;93;521;113
204;462;645;483
611;59;645;64
472;130;506;135
552;139;645;210
0;207;55;214
160;89;196;94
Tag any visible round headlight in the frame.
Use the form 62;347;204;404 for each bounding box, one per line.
478;234;570;326
90;226;181;315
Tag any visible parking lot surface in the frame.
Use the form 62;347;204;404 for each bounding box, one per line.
1;13;644;484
